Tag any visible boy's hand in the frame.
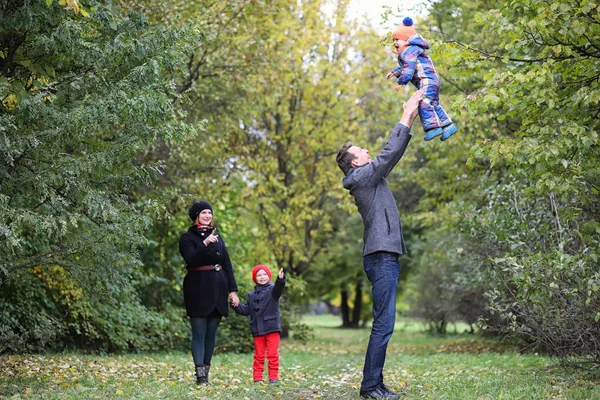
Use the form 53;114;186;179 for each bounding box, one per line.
394;84;404;92
386;72;395;80
278;268;284;279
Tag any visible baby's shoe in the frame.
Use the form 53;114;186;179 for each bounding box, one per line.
269;380;279;384
440;124;458;141
424;127;443;141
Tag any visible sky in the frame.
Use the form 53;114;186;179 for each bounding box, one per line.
346;0;428;34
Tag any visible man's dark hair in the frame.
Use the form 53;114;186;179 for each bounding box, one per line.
336;141;356;175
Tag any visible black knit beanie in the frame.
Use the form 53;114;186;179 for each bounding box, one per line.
188;200;213;221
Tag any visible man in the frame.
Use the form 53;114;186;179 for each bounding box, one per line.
336;89;424;399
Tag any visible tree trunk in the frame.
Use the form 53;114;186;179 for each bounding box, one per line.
340;285;350;327
350;279;362;328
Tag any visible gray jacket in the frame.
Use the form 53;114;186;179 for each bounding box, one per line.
342;123;411;257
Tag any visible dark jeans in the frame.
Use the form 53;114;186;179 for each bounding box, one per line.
190;312;222;367
361;251;400;392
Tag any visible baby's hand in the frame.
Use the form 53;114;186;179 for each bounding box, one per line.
278;268;284;279
394;84;404;92
386;72;395;80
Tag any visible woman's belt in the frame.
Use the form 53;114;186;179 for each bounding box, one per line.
188;264;222;272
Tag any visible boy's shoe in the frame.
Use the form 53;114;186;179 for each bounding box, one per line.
424;127;443;141
269;380;279;384
440;124;458;141
254;380;263;384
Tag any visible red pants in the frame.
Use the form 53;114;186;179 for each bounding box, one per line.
253;332;280;381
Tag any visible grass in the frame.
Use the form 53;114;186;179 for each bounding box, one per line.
1;315;599;399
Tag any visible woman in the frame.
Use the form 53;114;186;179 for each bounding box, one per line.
179;200;239;385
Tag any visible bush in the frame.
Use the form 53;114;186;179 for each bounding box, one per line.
216;313;254;354
405;234;489;335
487;252;600;363
461;174;600;364
0;268;189;354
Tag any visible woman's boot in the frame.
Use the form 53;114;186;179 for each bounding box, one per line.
195;365;208;385
204;364;211;386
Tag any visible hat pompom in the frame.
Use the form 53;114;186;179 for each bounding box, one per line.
392;17;417;41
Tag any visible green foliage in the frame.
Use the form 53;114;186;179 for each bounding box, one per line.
3;0;598;364
0;0;199;280
0;269;62;353
132;0;405;340
459;172;600;361
0;0;199;352
404;228;489;335
0;267;189;353
399;0;600;364
215;313;254;354
460;1;599;363
368;0;600;367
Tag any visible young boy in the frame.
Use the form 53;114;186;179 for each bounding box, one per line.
232;265;286;384
386;17;458;141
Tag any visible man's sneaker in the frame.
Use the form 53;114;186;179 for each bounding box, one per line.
424;127;443;141
381;383;405;397
360;386;399;399
440;124;458;141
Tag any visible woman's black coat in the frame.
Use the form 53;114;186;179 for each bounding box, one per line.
179;226;238;317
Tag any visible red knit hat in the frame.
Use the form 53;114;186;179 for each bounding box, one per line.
252;264;272;283
392;17;417;41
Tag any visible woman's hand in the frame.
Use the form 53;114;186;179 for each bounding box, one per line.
203;230;219;247
278;268;284;279
229;292;239;307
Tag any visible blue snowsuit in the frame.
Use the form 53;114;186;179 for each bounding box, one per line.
391;34;452;132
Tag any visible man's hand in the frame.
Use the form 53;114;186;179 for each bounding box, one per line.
399;89;424;128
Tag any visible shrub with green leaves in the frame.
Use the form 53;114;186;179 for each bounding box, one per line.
462;173;600;363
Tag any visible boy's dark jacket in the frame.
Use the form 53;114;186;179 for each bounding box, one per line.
233;276;286;336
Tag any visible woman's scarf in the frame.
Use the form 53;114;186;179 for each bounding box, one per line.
195;223;214;232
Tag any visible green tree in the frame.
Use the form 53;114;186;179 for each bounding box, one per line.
0;0;199;352
398;0;599;363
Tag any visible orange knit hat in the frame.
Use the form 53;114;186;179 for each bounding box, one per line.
392;17;416;41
